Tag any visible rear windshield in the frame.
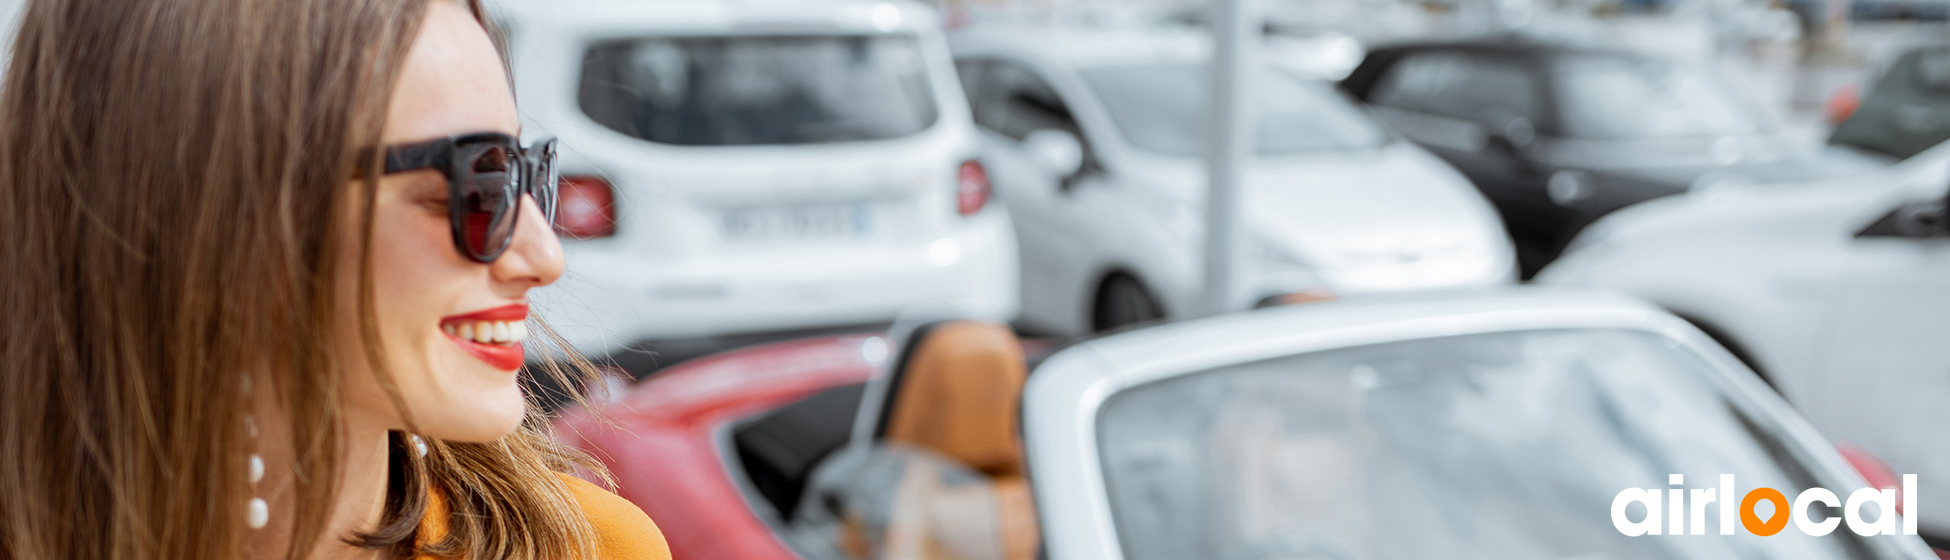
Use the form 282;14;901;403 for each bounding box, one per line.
578;35;939;146
1830;44;1950;160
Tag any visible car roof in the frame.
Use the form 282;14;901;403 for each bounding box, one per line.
950;24;1213;67
1365;33;1643;61
486;0;942;34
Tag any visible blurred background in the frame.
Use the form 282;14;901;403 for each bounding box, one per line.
4;0;1948;555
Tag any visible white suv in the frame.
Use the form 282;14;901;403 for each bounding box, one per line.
492;0;1019;357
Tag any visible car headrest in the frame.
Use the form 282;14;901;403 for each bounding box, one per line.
877;320;1027;479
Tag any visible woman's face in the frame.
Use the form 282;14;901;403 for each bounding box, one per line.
336;0;563;442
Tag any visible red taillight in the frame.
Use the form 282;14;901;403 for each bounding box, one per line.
1826;83;1861;127
555;175;616;239
956;160;990;216
1837;441;1906;514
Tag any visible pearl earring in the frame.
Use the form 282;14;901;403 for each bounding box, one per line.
243;375;267;530
412;434;428;457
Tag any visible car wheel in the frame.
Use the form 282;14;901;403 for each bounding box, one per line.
1092;274;1163;333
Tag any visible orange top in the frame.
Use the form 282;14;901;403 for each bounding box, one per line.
416;473;672;560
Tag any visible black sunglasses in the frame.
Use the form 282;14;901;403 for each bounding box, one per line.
381;132;559;263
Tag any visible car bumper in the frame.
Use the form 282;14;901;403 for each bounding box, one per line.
534;211;1019;356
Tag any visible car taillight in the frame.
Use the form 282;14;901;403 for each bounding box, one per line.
555;175;616;239
1837;441;1906;514
956;160;990;216
1826;83;1861;127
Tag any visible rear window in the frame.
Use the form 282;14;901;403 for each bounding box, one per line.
578;35;939;146
1830;45;1950;160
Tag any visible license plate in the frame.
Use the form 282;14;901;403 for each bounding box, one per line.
722;200;871;242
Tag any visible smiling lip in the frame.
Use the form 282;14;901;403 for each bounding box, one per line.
441;303;528;323
440;304;528;371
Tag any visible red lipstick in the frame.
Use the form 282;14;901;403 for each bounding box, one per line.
440;304;528;371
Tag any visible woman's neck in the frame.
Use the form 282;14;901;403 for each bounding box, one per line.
248;405;397;560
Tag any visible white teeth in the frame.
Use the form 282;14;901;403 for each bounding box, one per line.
446;320;528;344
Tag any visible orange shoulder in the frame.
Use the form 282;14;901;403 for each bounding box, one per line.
558;473;673;560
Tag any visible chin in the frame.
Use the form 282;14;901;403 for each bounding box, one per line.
426;397;528;442
413;359;531;442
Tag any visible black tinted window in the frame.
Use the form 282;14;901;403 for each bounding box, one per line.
578;35;939;146
1368;52;1543;129
1831;45;1950;159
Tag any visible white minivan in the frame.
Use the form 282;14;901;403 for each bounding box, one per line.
492;0;1019;357
953;26;1515;335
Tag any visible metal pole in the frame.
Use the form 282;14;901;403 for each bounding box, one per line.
1200;0;1259;318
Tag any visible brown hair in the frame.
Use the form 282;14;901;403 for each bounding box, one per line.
0;0;607;558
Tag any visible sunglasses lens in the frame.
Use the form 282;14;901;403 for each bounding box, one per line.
530;139;559;223
456;144;519;262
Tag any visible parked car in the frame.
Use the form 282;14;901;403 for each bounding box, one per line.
1342;36;1885;276
951;26;1514;335
1537;120;1950;538
489;0;1019;359
557;290;1934;560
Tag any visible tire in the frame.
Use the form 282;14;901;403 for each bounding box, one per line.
1092;274;1164;333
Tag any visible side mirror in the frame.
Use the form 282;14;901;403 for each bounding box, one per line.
1855;184;1950;239
1023;129;1084;179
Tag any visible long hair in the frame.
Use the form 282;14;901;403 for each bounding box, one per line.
0;0;607;558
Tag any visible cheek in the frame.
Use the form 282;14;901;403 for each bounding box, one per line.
361;198;526;440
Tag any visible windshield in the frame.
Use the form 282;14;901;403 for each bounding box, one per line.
577;35;939;146
1080;63;1390;156
1096;329;1874;560
1555;55;1772;140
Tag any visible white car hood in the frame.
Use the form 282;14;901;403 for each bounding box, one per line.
1129;142;1513;292
1244;145;1503;262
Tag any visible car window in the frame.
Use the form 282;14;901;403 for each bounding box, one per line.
577;34;938;146
1554;54;1771;140
1096;329;1873;560
1831;45;1950;160
955;58;989;109
974;61;1083;143
1080;62;1390;156
1367;52;1544;130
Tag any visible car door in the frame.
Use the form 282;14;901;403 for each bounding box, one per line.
960;57;1106;334
1813;190;1950;536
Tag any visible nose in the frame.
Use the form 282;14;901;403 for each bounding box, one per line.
491;193;565;290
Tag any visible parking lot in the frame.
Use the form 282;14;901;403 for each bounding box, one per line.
441;0;1950;555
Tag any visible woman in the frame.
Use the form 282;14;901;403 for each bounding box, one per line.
0;0;669;558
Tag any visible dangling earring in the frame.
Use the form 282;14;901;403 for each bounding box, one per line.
412;434;429;458
243;375;267;530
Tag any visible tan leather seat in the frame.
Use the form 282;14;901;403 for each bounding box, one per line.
884;321;1038;560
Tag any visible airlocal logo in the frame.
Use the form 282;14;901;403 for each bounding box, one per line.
1612;475;1918;537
